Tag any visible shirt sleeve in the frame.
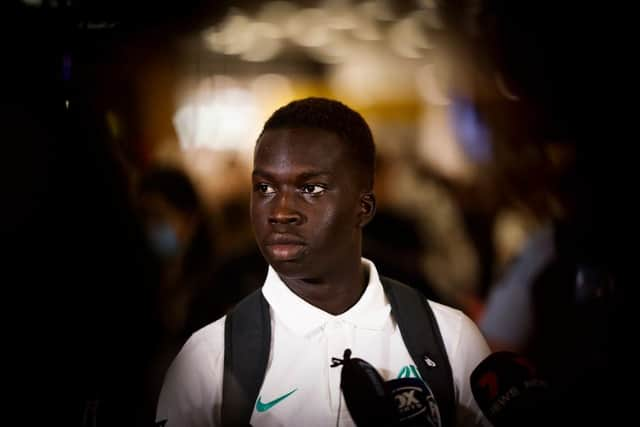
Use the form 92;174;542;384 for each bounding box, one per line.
430;300;492;427
156;321;225;427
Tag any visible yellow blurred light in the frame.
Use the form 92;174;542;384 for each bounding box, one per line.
418;107;472;181
286;8;330;47
416;64;450;106
387;12;431;59
257;1;300;26
173;77;261;153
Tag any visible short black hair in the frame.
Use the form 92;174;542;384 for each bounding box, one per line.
259;97;376;189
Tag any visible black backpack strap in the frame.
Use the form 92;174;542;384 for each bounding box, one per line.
380;276;456;427
222;289;271;426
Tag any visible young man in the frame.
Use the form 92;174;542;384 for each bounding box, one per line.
156;97;491;426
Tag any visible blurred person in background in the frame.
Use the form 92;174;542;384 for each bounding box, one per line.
137;166;218;344
477;141;580;354
362;153;442;303
433;0;625;424
186;193;268;332
135;165;222;410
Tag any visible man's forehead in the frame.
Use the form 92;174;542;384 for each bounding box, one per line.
255;128;348;159
253;131;358;180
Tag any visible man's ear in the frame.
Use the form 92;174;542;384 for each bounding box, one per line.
358;192;376;227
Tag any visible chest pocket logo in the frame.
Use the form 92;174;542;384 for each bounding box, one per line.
255;389;298;412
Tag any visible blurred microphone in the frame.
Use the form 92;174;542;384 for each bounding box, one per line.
470;351;550;427
331;349;441;427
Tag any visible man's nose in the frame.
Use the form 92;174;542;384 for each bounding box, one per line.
269;192;303;225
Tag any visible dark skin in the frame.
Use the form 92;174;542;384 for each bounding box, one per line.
251;127;376;314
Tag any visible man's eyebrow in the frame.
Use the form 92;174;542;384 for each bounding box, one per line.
252;169;273;179
298;170;331;180
252;169;332;179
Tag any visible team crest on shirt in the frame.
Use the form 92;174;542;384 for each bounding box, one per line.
397;364;422;379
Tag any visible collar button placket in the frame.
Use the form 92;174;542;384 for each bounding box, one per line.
326;319;348;413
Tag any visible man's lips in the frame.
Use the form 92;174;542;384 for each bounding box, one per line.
264;234;306;246
264;235;306;261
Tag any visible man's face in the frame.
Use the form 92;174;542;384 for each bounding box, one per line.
251;127;365;281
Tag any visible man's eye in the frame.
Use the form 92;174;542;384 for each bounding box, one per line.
301;184;325;194
257;183;276;194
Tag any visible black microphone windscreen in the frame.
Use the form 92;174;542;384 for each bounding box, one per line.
470;351;550;427
337;350;395;427
335;349;443;427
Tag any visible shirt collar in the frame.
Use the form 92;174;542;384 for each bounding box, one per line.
262;258;391;336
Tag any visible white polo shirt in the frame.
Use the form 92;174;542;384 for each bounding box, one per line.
156;259;490;427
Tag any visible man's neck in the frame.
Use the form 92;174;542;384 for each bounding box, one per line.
281;263;369;315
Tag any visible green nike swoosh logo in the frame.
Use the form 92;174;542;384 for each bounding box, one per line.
255;389;298;412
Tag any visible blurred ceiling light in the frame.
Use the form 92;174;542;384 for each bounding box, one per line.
351;12;383;41
418;108;472;181
249;73;293;111
204;14;283;60
388;12;431;59
240;22;283;61
329;49;416;105
251;21;284;39
329;14;358;31
416;63;450;106
203;0;445;67
241;38;282;62
286;8;330;47
203;13;252;55
309;32;351;64
202;29;223;52
257;1;299;27
173;77;261;153
323;0;358;30
360;0;395;21
21;0;43;5
329;57;379;106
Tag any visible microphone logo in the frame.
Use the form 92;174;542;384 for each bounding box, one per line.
470;351;550;427
387;378;441;427
475;355;537;401
476;371;499;400
394;387;424;413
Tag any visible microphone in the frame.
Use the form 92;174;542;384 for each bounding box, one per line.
331;349;441;426
331;349;395;426
386;377;441;427
470;351;550;427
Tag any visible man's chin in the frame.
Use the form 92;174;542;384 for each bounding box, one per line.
270;259;309;279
